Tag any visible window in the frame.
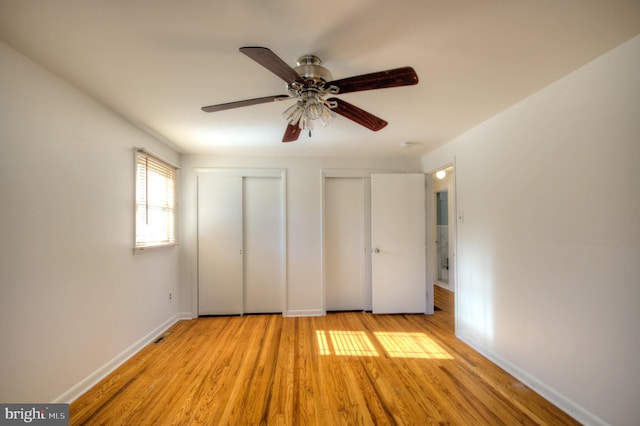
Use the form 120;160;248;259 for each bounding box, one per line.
135;149;178;249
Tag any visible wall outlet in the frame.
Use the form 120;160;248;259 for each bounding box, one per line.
169;292;172;302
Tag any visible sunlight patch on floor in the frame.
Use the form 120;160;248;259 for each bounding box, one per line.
316;329;331;355
316;330;453;359
374;332;453;359
316;330;379;356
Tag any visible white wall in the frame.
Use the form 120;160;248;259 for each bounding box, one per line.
0;42;181;403
179;155;422;316
422;36;640;425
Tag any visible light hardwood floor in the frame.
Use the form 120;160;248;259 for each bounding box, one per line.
71;287;579;425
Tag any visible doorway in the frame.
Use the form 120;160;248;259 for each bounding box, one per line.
436;191;449;284
428;165;455;298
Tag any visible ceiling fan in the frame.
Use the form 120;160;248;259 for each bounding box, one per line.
202;47;419;142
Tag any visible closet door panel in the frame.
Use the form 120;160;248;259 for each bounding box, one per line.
243;177;283;313
198;175;243;315
324;178;366;311
371;173;426;314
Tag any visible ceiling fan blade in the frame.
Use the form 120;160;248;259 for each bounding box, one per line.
201;95;290;112
327;98;388;131
240;47;305;86
327;66;418;94
282;123;301;142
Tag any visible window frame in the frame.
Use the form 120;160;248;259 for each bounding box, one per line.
134;148;179;251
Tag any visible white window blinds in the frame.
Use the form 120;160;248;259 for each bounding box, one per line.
135;149;178;249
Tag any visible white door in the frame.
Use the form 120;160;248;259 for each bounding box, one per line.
198;175;243;315
371;174;426;313
324;178;368;311
243;177;283;313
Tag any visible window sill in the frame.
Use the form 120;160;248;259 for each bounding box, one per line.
133;243;178;254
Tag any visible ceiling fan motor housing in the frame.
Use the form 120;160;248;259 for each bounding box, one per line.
294;55;332;84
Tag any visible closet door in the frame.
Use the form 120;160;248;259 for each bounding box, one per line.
198;175;243;315
243;177;283;313
324;178;367;311
371;173;426;313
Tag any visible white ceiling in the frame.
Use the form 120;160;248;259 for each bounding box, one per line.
1;1;638;158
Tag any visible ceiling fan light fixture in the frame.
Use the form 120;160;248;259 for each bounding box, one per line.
305;95;324;120
283;101;304;125
319;102;336;127
283;90;336;131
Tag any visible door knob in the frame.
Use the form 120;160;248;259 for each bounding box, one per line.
373;248;380;253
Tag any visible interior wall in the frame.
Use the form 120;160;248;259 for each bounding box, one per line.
421;36;640;425
0;41;181;403
179;156;422;317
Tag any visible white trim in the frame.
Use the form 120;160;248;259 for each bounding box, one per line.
456;332;606;426
179;311;196;320
319;170;327;315
425;178;436;315
452;156;459;332
284;309;325;317
53;314;183;404
280;169;289;315
362;178;372;312
133;243;178;254
322;168;412;178
194;167;283;177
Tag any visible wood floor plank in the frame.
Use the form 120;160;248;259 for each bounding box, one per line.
70;287;579;425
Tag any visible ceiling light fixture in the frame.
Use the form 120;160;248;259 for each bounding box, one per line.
435;170;446;179
282;55;339;136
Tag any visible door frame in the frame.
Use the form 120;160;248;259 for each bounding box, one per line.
433;190;450;286
426;162;457;324
194;168;288;316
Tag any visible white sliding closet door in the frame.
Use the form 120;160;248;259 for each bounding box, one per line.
198;175;243;315
243;177;283;313
198;171;285;316
324;178;369;311
371;173;426;313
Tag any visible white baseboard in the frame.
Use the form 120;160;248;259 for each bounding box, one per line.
456;331;607;426
179;311;196;320
53;313;182;404
284;309;325;317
